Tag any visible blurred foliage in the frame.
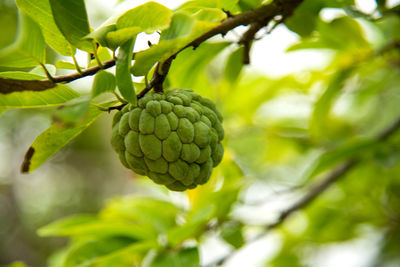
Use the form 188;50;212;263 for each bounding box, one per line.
1;0;400;266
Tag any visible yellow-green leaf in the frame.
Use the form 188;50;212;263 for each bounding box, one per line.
15;0;71;55
116;2;172;33
20;102;115;173
105;27;141;48
0;14;45;68
49;0;92;52
92;70;116;98
37;214;154;239
116;39;136;104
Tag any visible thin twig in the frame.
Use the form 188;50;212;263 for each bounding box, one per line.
265;160;358;230
239;21;266;64
378;115;400;140
39;63;55;82
92;42;104;69
71;51;83;75
48;58;116;83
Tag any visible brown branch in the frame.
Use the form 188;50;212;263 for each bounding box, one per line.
2;0;303;95
49;58;117;83
2;0;304;95
264;115;400;230
237;1;301;65
206;115;400;267
0;78;56;94
154;0;304;89
239;21;266;64
106;0;305;99
0;58;118;94
105;1;305;108
266;160;358;230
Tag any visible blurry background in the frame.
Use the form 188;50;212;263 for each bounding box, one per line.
1;0;400;266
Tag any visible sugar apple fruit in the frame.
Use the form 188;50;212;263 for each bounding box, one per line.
111;88;224;191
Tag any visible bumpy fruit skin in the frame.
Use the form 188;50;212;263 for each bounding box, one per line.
111;88;224;191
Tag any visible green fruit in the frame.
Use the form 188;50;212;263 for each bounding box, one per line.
110;88;224;191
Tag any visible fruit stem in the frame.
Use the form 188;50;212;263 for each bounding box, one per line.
152;63;165;93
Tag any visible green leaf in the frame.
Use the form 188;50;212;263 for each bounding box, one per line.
4;262;28;267
131;41;179;77
376;15;400;40
37;214;155;239
76;239;157;267
376;0;386;8
15;0;72;55
84;10;132;49
87;47;112;68
149;247;200;267
187;159;243;221
0;14;45;68
116;39;136;104
101;197;178;233
193;8;227;22
238;0;262;11
219;0;239;10
318;17;369;50
52;97;91;127
310;68;353;138
284;0;323;37
62;237;135;267
92;70;116;98
49;0;92;52
179;0;239;12
220;222;245;248
167;205;215;246
0;72;79;108
116;2;172;33
38;215;97;236
20;103;114;173
167;42;230;88
160;12;195;41
85;24;117;48
30;64;56;77
373;143;400;169
105;27;141;48
289;16;369;51
55;60;76;70
224;46;244;83
303;139;379;181
132;21;221;76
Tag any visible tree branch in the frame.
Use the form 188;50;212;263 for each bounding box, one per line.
154;0;304;89
0;0;303;95
207;115;400;267
49;58;117;83
239;21;266;64
103;0;305;104
265;160;358;230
